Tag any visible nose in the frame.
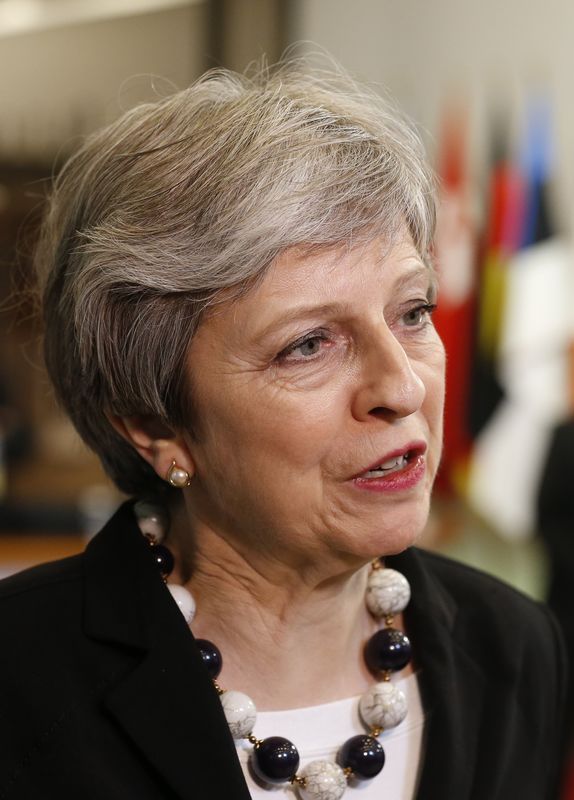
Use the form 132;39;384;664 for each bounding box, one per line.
352;326;426;421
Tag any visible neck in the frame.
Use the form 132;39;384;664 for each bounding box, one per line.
167;504;400;711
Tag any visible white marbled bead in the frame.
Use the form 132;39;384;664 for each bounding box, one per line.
220;690;257;739
167;584;196;624
366;568;411;617
133;501;168;543
359;681;408;730
298;761;347;800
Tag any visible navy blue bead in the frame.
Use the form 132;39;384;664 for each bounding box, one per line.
339;735;385;779
252;737;300;783
364;628;412;673
195;639;223;679
150;544;174;577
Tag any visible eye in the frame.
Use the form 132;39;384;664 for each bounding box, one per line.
295;337;323;357
402;303;437;327
277;331;330;362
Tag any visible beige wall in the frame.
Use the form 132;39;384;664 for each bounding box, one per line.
292;0;574;232
0;2;207;160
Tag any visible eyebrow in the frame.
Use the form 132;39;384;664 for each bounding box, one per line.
254;302;349;341
393;263;436;296
254;263;434;341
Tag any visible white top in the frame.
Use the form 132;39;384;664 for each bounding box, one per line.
235;672;425;799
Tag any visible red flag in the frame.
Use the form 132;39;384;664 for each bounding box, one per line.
433;102;476;493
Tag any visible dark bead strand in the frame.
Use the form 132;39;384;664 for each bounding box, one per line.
338;734;386;779
149;544;175;579
252;737;300;784
195;639;223;680
137;508;414;796
364;627;412;674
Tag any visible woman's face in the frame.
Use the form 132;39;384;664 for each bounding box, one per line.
183;234;445;567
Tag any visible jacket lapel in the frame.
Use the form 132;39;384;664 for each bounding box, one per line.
84;505;487;799
83;502;251;800
389;548;487;800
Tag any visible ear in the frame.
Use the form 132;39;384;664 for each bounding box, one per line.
107;413;195;484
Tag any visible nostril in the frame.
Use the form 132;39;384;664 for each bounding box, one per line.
368;406;390;418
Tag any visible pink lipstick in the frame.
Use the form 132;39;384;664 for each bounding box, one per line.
352;441;427;493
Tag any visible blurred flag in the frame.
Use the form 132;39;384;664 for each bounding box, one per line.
467;93;574;539
467;114;523;442
432;102;476;493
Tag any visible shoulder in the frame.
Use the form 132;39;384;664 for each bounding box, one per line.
0;553;84;605
402;550;568;797
413;546;558;632
0;555;85;652
0;552;83;595
0;501;131;614
412;548;566;686
413;547;545;616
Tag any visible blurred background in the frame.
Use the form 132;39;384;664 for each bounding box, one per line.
0;0;573;790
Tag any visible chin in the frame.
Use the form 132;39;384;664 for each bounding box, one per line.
366;499;431;559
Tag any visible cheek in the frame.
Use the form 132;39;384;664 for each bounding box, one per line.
196;379;348;478
247;389;346;469
418;347;446;432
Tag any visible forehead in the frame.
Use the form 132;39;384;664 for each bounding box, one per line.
263;236;426;296
196;234;431;346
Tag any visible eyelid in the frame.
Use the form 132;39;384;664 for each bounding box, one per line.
406;299;437;313
277;328;330;360
409;301;437;316
275;294;437;362
396;301;437;330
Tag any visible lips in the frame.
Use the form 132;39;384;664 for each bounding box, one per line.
353;441;427;480
361;454;409;478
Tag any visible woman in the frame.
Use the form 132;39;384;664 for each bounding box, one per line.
0;63;565;799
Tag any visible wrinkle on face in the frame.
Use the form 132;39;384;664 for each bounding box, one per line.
182;233;444;577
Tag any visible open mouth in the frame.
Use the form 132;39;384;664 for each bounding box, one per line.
360;453;412;478
355;443;426;480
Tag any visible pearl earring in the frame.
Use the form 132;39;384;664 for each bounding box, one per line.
166;460;191;488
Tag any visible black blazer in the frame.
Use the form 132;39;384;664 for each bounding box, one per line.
0;502;566;799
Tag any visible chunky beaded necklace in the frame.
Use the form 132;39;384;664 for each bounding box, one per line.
134;501;413;800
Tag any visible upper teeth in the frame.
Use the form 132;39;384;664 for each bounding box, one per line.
379;455;406;470
362;455;407;476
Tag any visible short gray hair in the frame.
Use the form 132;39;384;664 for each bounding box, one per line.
36;61;437;496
